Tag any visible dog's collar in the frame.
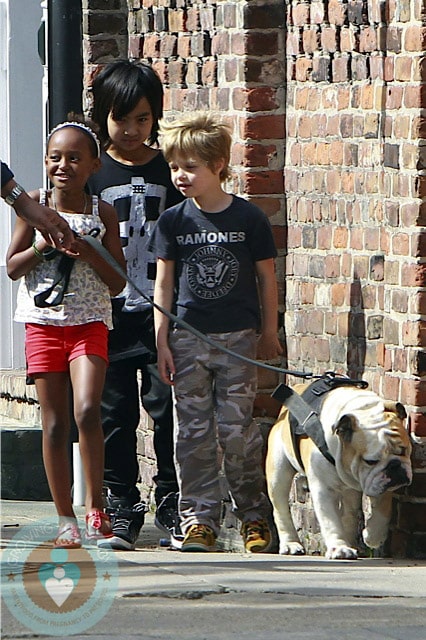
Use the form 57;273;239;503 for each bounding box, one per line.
272;373;369;467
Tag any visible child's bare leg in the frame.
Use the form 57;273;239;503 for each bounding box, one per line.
34;372;75;518
70;354;107;513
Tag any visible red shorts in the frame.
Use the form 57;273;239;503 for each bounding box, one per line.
25;322;109;374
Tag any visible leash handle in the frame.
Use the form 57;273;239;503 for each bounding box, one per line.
81;234;312;379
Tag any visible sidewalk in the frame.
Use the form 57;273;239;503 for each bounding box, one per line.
1;500;425;640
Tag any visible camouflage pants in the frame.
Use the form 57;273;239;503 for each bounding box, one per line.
169;328;270;536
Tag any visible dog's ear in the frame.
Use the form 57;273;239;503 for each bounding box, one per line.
384;401;407;420
332;415;354;442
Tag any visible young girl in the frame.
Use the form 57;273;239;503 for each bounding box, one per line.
88;59;183;551
6;121;126;548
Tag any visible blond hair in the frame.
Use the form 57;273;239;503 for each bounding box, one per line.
159;112;232;182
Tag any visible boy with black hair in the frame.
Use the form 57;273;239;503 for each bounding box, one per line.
89;59;183;550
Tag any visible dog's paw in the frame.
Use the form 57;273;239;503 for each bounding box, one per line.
326;545;358;560
362;528;386;550
279;542;305;555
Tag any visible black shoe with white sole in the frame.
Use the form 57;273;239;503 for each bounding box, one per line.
154;492;184;549
98;490;148;550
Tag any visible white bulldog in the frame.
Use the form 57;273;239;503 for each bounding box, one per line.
265;384;412;559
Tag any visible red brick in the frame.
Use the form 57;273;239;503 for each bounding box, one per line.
349;228;363;250
303;27;320;54
253;395;281;419
401;263;426;287
410;413;426;437
382;375;400;401
310;1;326;24
405;25;425;52
332;56;350;82
241;144;278;168
143;34;161;58
295;58;313;82
392;233;410;256
233;87;279;112
177;33;191;57
341;171;355;194
300;141;315;165
201;59;216;87
385;85;403;109
160;34;177;58
340;27;356;52
250;197;282;218
292;3;310;26
403;320;426;347
242;171;284;195
369;56;385;80
359;26;377;52
185;7;199;31
334;227;348;248
401;379;426;406
287;30;302;56
168;60;185;86
128;35;143;58
211;32;230;56
321;27;338;52
244;31;279;56
242;115;285;140
168;9;185;32
301;282;315;304
325;255;340;278
289;141;302;165
328;0;347;26
404;85;423;108
326;170;341;194
337;87;350;110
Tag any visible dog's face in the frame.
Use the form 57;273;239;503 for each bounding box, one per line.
330;397;412;497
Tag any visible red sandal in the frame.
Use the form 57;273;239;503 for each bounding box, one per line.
85;510;113;540
54;519;82;549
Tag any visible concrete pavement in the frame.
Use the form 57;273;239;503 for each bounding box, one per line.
1;500;425;639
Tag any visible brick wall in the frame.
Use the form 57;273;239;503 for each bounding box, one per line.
81;0;426;556
283;0;425;556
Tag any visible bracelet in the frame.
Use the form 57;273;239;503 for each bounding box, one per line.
32;242;45;261
42;247;59;261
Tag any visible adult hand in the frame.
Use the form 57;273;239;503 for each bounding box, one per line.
2;179;75;249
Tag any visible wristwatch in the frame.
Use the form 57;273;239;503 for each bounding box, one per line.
4;183;25;206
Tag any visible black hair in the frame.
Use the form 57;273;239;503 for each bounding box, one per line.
91;59;164;148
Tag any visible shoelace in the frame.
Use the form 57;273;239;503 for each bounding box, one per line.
190;525;211;538
111;503;147;527
243;521;266;537
89;512;102;530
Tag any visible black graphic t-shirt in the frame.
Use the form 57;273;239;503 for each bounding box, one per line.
88;151;183;358
152;196;277;333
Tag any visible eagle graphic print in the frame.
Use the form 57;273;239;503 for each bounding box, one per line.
187;245;239;299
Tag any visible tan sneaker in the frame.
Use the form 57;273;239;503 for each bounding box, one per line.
241;519;271;553
181;524;216;552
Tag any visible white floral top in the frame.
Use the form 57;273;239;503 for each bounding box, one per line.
14;191;113;328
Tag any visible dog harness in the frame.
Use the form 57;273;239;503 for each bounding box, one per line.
272;373;369;468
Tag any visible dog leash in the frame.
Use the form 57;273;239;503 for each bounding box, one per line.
34;229;101;308
80;233;312;379
81;234;372;465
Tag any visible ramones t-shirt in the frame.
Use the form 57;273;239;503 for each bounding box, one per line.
152;195;277;334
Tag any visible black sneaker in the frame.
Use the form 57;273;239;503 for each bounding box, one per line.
154;492;184;550
98;491;148;550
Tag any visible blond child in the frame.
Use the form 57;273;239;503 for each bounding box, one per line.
152;113;283;552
